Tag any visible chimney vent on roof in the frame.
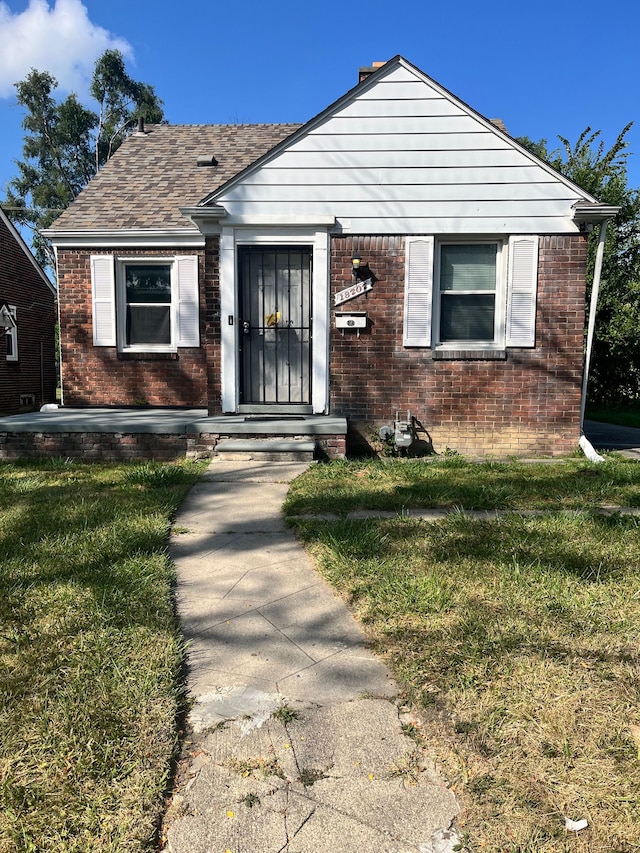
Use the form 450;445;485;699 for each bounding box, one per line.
359;61;386;83
489;118;508;134
135;116;146;136
197;154;219;167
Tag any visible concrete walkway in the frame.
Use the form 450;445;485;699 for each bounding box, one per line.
161;460;460;853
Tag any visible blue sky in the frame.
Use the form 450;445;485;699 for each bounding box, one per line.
1;0;639;205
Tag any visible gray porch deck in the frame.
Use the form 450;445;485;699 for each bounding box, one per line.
0;408;348;461
0;408;347;436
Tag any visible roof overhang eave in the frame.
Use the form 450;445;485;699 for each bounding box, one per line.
41;228;206;249
572;202;620;227
180;205;228;235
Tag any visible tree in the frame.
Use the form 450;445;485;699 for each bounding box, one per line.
518;126;640;405
3;50;164;267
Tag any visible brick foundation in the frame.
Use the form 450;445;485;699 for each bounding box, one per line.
0;431;186;461
0;430;346;462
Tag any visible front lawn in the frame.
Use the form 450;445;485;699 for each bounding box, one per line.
0;459;205;853
288;457;640;852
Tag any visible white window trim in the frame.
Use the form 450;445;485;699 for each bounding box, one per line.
6;305;18;361
432;239;506;351
116;257;176;352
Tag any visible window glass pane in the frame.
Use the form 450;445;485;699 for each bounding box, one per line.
6;332;13;357
440;244;496;292
441;294;495;341
126;265;171;303
127;305;171;345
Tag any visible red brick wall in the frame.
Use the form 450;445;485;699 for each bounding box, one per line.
0;215;57;414
57;246;210;407
329;235;588;456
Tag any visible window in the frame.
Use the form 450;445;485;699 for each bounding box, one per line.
90;254;199;350
403;236;538;350
123;263;172;347
5;305;17;361
437;242;501;345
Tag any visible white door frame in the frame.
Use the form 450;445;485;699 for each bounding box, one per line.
220;226;330;413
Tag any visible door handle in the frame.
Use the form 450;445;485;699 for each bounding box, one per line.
242;321;250;335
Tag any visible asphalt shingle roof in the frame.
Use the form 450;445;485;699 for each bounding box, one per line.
51;123;302;231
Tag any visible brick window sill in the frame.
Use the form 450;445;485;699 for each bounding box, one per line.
117;352;179;361
432;349;507;361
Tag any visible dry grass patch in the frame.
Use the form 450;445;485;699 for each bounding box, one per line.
291;510;640;852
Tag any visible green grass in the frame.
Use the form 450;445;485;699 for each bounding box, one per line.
284;456;640;516
586;405;640;429
288;459;640;853
0;458;205;853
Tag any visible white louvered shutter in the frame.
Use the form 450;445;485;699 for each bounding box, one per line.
506;236;538;348
90;255;116;346
175;255;200;347
403;237;434;347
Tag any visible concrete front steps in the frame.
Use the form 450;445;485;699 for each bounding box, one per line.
215;438;316;462
192;414;347;461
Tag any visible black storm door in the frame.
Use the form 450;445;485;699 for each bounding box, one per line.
239;247;312;405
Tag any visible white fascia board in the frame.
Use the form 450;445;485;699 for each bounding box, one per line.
180;205;227;235
221;214;337;227
42;229;205;249
182;206;337;234
572;202;620;223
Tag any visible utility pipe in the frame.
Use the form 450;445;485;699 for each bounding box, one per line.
579;219;609;428
578;219;609;461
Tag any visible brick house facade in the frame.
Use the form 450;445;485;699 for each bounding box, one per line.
45;57;613;457
0;207;56;415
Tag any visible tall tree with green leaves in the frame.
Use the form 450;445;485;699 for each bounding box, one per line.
3;49;164;267
518;126;640;405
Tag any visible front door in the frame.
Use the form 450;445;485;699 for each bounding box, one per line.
239;247;312;407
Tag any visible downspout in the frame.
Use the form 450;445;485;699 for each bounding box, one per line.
578;219;609;462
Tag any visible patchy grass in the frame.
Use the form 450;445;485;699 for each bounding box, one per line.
0;458;205;853
586;405;640;430
288;460;640;852
284;456;640;516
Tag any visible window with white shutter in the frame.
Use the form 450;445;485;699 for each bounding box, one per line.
91;255;116;346
91;254;200;351
403;236;538;353
175;255;200;347
506;236;538;348
403;237;434;346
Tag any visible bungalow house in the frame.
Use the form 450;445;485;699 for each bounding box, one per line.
0;205;56;415
42;56;616;458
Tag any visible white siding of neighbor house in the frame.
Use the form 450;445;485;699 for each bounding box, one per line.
213;62;586;235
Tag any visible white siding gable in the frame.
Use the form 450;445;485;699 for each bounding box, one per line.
212;59;591;235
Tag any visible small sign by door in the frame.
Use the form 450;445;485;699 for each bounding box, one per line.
334;278;373;306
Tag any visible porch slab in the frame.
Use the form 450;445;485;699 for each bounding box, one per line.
0;408;346;437
0;408;348;461
0;407;208;434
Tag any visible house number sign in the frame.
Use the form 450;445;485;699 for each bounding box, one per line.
334;278;373;306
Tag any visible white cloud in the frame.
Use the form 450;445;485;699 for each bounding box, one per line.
0;0;132;98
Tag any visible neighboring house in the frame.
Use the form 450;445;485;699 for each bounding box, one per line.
44;56;617;457
0;206;56;415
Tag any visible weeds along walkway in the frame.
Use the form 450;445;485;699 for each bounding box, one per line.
162;460;460;853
